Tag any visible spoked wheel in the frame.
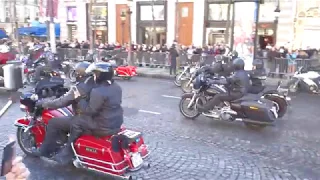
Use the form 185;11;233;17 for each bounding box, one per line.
17;128;38;156
174;72;184;87
180;79;193;93
179;93;200;119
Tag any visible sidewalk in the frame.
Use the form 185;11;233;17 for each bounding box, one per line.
136;67;290;86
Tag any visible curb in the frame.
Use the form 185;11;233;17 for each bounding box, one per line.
137;72;175;80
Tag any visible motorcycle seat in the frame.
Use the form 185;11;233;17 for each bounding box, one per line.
231;94;260;103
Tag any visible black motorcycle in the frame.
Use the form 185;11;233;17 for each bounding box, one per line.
179;73;280;129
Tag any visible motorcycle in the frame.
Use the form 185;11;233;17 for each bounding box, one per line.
174;63;199;87
14;83;150;179
179;73;279;129
287;66;320;94
101;55;137;80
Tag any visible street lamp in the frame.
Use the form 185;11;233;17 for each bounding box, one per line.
126;0;133;65
120;11;126;45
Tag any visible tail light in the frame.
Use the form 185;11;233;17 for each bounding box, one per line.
23;68;28;74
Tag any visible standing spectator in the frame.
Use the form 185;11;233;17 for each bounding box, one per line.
286;49;297;73
169;44;179;75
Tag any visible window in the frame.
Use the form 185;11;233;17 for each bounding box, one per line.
92;5;108;22
208;3;232;21
140;5;165;21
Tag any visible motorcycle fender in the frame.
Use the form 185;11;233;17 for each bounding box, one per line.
14;118;30;129
262;93;289;105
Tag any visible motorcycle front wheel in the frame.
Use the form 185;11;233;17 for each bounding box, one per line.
17;128;37;156
174;72;186;87
180;79;193;93
179;93;200;119
287;79;300;95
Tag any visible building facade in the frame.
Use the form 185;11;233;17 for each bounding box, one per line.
0;0;41;36
59;0;295;47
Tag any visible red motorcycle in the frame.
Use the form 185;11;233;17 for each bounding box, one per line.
14;92;150;179
101;55;137;80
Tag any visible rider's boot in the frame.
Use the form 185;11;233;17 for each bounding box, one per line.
53;128;82;165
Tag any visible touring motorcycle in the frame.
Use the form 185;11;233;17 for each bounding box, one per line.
287;66;320;94
179;73;280;129
101;55;137;80
14;80;150;179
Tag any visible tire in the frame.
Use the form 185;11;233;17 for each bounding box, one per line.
17;128;37;156
287;79;300;95
263;95;287;118
180;79;192;93
174;73;183;87
179;93;200;119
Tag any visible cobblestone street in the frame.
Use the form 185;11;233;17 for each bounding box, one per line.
0;77;319;180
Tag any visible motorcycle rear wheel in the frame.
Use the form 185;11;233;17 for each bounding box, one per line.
179;93;200;119
263;95;287;118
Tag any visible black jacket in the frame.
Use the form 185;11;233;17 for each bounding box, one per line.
210;70;250;95
77;81;124;131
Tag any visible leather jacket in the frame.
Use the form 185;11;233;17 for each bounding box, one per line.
77;80;123;131
209;70;250;95
197;61;234;77
42;76;95;115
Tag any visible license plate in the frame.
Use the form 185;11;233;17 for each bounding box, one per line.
131;153;143;168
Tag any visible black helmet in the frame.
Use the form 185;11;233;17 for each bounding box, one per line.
233;58;245;70
231;51;238;59
85;62;114;84
101;54;113;62
74;62;91;80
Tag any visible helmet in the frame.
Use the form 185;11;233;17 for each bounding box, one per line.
231;51;238;59
101;54;113;62
233;58;245;70
75;62;91;76
85;62;114;84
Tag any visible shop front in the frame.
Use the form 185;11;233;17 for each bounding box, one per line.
66;6;77;40
136;1;167;45
204;0;232;45
88;3;108;43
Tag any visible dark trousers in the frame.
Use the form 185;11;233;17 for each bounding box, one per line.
39;116;72;156
199;92;243;112
170;59;177;75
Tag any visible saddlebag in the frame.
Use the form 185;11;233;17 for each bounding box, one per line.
240;99;277;123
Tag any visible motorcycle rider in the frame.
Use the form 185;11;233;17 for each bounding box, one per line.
53;62;124;165
197;58;250;113
32;61;94;157
197;55;234;77
34;45;62;83
248;60;267;94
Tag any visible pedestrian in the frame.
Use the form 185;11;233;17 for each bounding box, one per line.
169;44;179;75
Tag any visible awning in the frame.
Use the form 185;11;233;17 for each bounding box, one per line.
0;30;8;39
18;24;60;37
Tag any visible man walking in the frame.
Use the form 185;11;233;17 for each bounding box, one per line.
169;44;179;75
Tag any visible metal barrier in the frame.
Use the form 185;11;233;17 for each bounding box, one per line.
56;48;320;77
257;57;319;76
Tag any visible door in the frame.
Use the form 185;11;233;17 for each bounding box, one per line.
176;2;194;46
116;4;129;44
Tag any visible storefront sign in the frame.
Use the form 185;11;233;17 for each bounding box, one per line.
140;5;165;21
67;7;77;22
233;2;258;70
